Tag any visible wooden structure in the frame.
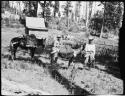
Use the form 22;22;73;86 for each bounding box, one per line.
25;17;48;39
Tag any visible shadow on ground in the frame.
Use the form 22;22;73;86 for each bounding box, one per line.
2;45;121;95
47;68;90;95
1;53;90;95
95;56;121;79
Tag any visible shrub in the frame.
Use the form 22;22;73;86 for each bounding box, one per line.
69;23;80;33
46;35;54;46
57;17;67;30
48;17;59;29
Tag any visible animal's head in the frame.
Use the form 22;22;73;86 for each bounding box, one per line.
20;38;26;46
39;38;46;49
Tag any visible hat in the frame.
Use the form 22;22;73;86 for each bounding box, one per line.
57;35;61;38
88;36;94;40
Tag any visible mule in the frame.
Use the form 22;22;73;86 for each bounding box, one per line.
10;34;46;60
50;44;84;68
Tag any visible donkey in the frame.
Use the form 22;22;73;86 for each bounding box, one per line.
10;34;46;60
50;43;85;68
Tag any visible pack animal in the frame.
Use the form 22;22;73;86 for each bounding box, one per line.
10;34;46;60
51;43;84;68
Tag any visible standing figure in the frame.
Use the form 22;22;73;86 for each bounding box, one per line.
84;36;96;68
51;35;62;64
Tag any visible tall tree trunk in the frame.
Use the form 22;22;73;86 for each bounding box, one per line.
67;2;69;29
29;1;31;12
88;2;93;34
18;1;21;15
78;1;81;24
100;2;106;38
39;1;46;18
75;2;77;22
54;1;56;18
38;1;44;18
33;1;38;17
86;2;89;33
54;9;56;17
43;1;46;19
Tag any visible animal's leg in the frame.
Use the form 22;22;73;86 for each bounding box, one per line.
50;53;54;65
84;56;89;67
11;46;17;60
10;41;16;60
50;53;55;65
68;56;74;67
30;47;36;59
90;54;95;68
54;52;58;64
55;57;58;64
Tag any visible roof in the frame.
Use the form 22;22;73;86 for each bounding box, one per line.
26;17;48;31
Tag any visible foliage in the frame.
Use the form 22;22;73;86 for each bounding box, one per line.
48;16;86;33
57;17;67;30
89;10;103;36
94;38;118;62
22;1;38;17
75;1;81;19
53;1;60;17
104;2;123;30
1;1;10;9
47;17;59;29
89;2;124;37
101;2;124;36
2;1;124;36
68;22;80;33
44;7;51;22
63;1;72;17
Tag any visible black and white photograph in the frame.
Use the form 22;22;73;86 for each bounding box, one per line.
1;1;124;95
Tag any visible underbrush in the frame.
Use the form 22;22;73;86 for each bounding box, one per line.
1;57;46;75
95;44;118;64
48;17;86;33
1;18;24;28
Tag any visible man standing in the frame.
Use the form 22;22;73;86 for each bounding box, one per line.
84;36;96;67
51;35;62;63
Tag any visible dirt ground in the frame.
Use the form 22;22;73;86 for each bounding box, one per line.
1;27;123;95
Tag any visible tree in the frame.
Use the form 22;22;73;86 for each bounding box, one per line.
100;2;106;38
86;1;93;34
16;1;21;15
53;1;59;17
2;1;10;12
38;1;52;20
100;2;124;38
75;1;81;23
31;1;38;17
88;2;93;22
63;1;72;29
38;1;45;18
89;10;103;36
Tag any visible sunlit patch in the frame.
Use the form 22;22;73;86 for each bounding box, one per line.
96;64;106;70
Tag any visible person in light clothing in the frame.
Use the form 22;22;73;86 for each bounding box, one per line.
84;36;96;66
51;35;62;60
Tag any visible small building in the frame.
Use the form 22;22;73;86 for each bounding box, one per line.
26;17;48;39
